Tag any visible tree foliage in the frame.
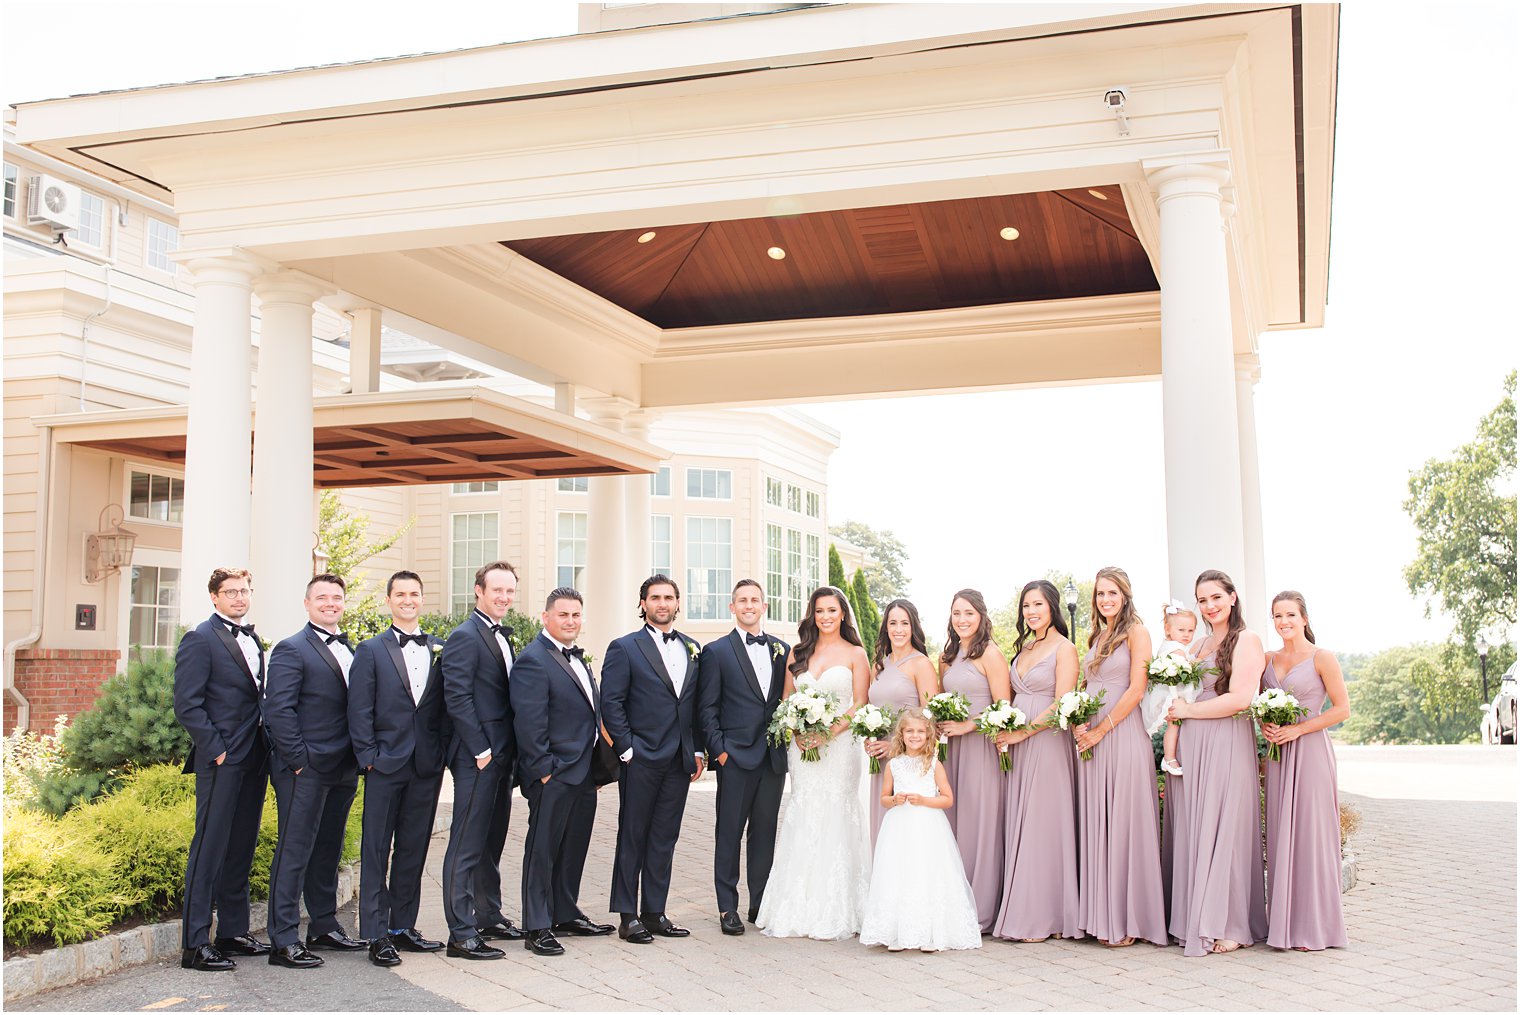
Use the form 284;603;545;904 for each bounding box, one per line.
828;520;910;603
992;571;1094;661
1339;643;1481;745
827;543;846;590
849;569;881;657
318;490;414;633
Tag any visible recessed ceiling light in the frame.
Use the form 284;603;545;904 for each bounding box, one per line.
1088;189;1110;201
767;246;787;260
999;227;1020;241
637;231;657;243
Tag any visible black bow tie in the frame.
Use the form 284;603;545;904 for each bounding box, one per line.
745;633;767;646
224;619;256;638
319;630;350;649
561;645;586;662
652;628;679;644
394;629;428;648
489;623;512;642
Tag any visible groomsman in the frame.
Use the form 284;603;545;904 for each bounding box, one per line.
347;571;450;967
510;587;614;956
173;566;271;971
263;573;366;969
440;560;523;961
697;578;789;936
600;575;706;945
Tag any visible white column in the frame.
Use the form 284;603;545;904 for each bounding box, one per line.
624;410;654;586
178;251;264;594
347;305;383;394
251;271;331;637
1145;153;1248;604
1236;354;1268;625
583;398;633;658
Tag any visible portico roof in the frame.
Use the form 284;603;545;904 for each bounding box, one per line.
35;387;666;488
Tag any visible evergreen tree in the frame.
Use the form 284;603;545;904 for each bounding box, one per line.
850;568;880;657
827;543;847;589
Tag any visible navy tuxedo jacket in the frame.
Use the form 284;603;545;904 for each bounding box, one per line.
442;613;518;770
510;633;600;786
600;628;704;772
174;614;267;773
346;630;449;777
264;626;355;775
697;630;789;774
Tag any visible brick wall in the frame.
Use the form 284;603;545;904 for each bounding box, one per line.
4;648;121;733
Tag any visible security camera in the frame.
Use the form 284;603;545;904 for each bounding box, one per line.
1103;87;1131;136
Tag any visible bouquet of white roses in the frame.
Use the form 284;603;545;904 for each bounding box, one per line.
1146;653;1215;687
926;690;971;761
766;682;845;762
975;699;1028;772
1246;687;1310;762
1055;687;1107;761
849;703;896;774
1139;652;1216;736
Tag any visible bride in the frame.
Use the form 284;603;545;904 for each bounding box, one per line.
756;585;873;939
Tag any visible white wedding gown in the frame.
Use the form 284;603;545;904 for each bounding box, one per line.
756;665;870;939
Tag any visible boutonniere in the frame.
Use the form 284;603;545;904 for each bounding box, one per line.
771;642;785;661
582;652;596;668
430;642;443;657
686;641;701;662
259;637;272;654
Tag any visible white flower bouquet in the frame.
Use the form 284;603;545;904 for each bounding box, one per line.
926;690;971;761
849;703;896;774
975;699;1029;772
1246;687;1310;762
1055;687;1107;761
766;682;845;762
1139;652;1215;736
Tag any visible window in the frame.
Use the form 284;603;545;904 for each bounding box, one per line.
685;516;732;620
806;490;821;518
766;524;783;609
786;484;802;513
807;533;821;594
450;512;499;613
128;469;184;524
4;163;19;219
146;217;178;272
786;529;804;624
557;476;589;493
651;515;672;577
556;511;588;589
685;467;731;500
129;564;180;655
452;481;499;494
75;192;104;248
650;466;671;497
765;476;783;507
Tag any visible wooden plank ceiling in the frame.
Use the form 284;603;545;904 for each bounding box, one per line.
503;187;1157;328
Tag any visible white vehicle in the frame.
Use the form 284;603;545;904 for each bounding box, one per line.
1480;663;1517;745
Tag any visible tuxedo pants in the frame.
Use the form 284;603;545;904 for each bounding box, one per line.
267;764;358;947
181;745;269;948
358;762;442;940
441;754;514;940
520;773;596;931
712;760;784;917
610;754;691;916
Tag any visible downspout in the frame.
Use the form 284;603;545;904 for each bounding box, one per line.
4;422;53;732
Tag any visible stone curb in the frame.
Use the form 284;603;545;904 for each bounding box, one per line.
1341;851;1357;893
2;862;359;1003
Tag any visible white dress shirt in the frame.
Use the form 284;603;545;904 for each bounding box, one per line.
216;611;262;685
311;623;353;684
395;628;431;703
647;625;690;696
474;609;514;676
740;629;772;699
542;632;595;703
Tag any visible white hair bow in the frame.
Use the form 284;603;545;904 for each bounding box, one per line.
1164;598;1188;615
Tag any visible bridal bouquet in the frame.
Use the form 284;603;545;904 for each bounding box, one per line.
1246;687;1310;762
767;683;845;762
926;691;971;761
1140;653;1217;735
1055;687;1106;761
1145;653;1215;688
975;699;1028;772
849;703;896;774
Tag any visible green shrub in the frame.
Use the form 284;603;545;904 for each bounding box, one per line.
81;768;195;918
343;779;365;865
247;788;280;902
2;805;140;946
28;767;120;817
60;649;190;773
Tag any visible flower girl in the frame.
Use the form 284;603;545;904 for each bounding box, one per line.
1141;601;1200;776
858;710;982;952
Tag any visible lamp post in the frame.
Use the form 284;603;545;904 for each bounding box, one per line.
1477;635;1490;703
1064;580;1079;642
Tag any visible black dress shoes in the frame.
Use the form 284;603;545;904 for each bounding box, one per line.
476;919;524;941
552;916;614;937
719;911;745;936
618;917;654;944
524;929;565;956
389;928;443;952
446;935;505;960
214;934;270;956
306;929;367;951
641;913;690;938
269;943;324;969
181;944;236;971
369;939;402;967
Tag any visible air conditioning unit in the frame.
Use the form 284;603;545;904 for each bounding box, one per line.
27;174;81;232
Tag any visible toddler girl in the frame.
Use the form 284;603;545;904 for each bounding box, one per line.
1141;602;1199;776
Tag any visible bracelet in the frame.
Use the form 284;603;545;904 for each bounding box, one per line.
1106;716;1115;733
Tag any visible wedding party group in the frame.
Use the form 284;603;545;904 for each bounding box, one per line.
170;557;1348;979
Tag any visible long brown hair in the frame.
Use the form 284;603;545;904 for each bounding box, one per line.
873;599;928;674
1087;567;1140;676
1011;580;1069;659
1271;590;1317;644
790;585;863;677
1197;569;1246;684
940;589;993;668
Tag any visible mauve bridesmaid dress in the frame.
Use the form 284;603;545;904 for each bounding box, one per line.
941;652;1005;932
992;648;1081;942
867;653;926;848
1076;642;1169;946
1262;654;1347;950
1167;652;1268;956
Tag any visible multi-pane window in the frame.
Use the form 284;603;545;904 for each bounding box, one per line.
556;511;588;589
450;512;499;613
766;524;783;609
685;467;731;500
146;217;178;272
651;515;672;577
786;529;804;623
807;533;821;595
452;481;499;494
2;163;16;219
128;469;184;524
685;516;732;620
765;476;783;506
129;564;180;655
557;476;589;493
786;484;802;513
75;192;104;248
650;466;671;497
806;491;821;518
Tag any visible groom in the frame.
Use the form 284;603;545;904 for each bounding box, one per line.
696;578;789;935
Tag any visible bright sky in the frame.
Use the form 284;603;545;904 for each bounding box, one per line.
5;1;1515;654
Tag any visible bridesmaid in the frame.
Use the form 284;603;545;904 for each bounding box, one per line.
990;580;1081;944
1166;569;1268;956
1071;566;1168;947
865;600;938;848
1261;591;1349;951
938;589;1011;932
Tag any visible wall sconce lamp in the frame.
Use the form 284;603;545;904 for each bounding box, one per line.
85;505;138;583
